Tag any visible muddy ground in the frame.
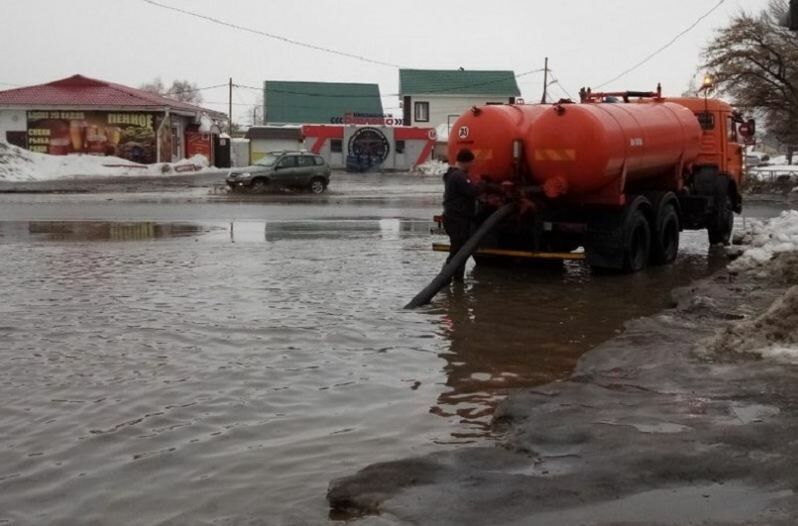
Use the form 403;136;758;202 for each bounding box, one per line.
330;252;798;525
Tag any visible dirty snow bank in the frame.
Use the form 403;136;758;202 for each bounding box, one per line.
731;210;798;269
748;165;798;182
413;160;448;177
0;141;211;182
706;279;798;362
704;212;798;363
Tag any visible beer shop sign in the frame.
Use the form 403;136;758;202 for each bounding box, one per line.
26;111;159;163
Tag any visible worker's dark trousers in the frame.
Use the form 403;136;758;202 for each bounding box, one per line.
443;216;473;283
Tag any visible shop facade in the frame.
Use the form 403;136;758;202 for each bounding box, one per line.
303;124;436;172
0;75;226;165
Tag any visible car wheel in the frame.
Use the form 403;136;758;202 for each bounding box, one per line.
250;178;269;193
309;178;326;194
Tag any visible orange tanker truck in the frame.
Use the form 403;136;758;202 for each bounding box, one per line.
439;85;754;272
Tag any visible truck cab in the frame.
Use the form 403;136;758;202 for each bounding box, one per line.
665;98;747;179
664;97;753;214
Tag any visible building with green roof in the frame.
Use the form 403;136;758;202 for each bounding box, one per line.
398;69;521;134
263;81;384;125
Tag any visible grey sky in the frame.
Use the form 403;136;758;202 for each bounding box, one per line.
0;0;771;123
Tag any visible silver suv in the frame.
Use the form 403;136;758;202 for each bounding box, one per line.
227;151;331;194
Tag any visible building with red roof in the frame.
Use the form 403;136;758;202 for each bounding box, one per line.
0;75;228;164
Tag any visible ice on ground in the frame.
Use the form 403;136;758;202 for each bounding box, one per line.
0;141;212;182
731;211;798;269
759;345;798;364
414;160;449;177
706;284;798;362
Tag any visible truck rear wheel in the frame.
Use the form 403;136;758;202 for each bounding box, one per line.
651;203;680;265
623;210;651;273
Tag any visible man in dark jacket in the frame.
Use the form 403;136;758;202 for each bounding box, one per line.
443;149;481;283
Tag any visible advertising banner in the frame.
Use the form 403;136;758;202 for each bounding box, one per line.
27;110;160;163
185;132;213;163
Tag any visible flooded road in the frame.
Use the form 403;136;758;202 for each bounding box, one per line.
0;176;786;525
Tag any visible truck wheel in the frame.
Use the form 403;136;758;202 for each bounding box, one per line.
708;194;733;246
650;203;680;265
623;210;651;273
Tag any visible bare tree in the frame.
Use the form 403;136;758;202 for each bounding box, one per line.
140;78;166;96
166;80;204;105
139;78;204;105
704;0;798;150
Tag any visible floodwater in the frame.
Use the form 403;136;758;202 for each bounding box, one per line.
0;176;786;525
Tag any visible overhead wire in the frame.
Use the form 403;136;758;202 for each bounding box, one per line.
162;82;228;96
140;0;401;69
594;0;727;89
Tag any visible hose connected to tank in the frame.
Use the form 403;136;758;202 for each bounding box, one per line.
404;202;517;309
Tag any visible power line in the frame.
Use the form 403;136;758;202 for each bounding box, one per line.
163;83;228;96
548;71;574;100
595;0;726;89
140;0;401;69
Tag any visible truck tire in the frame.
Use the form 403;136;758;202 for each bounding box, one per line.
623;210;651;273
650;202;680;265
708;194;733;246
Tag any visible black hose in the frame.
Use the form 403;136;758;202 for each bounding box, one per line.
404;202;517;309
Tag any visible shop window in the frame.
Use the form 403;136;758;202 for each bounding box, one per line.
414;102;430;122
331;139;343;153
395;140;406;154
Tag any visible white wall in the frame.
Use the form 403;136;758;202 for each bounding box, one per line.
0;110;27;142
406;95;510;129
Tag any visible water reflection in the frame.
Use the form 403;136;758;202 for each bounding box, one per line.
0;221;208;242
431;244;729;435
0;219;433;245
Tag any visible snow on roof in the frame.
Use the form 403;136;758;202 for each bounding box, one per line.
0;75;225;117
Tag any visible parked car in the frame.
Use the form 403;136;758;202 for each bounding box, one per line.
227;151;331;194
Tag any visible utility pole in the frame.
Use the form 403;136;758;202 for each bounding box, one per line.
541;57;549;104
228;77;233;132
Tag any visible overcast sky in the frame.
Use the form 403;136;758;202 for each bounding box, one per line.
0;0;772;123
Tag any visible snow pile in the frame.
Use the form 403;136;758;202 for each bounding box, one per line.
748;165;798;182
706;284;798;363
731;211;798;269
0;141;212;182
414;160;449;177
